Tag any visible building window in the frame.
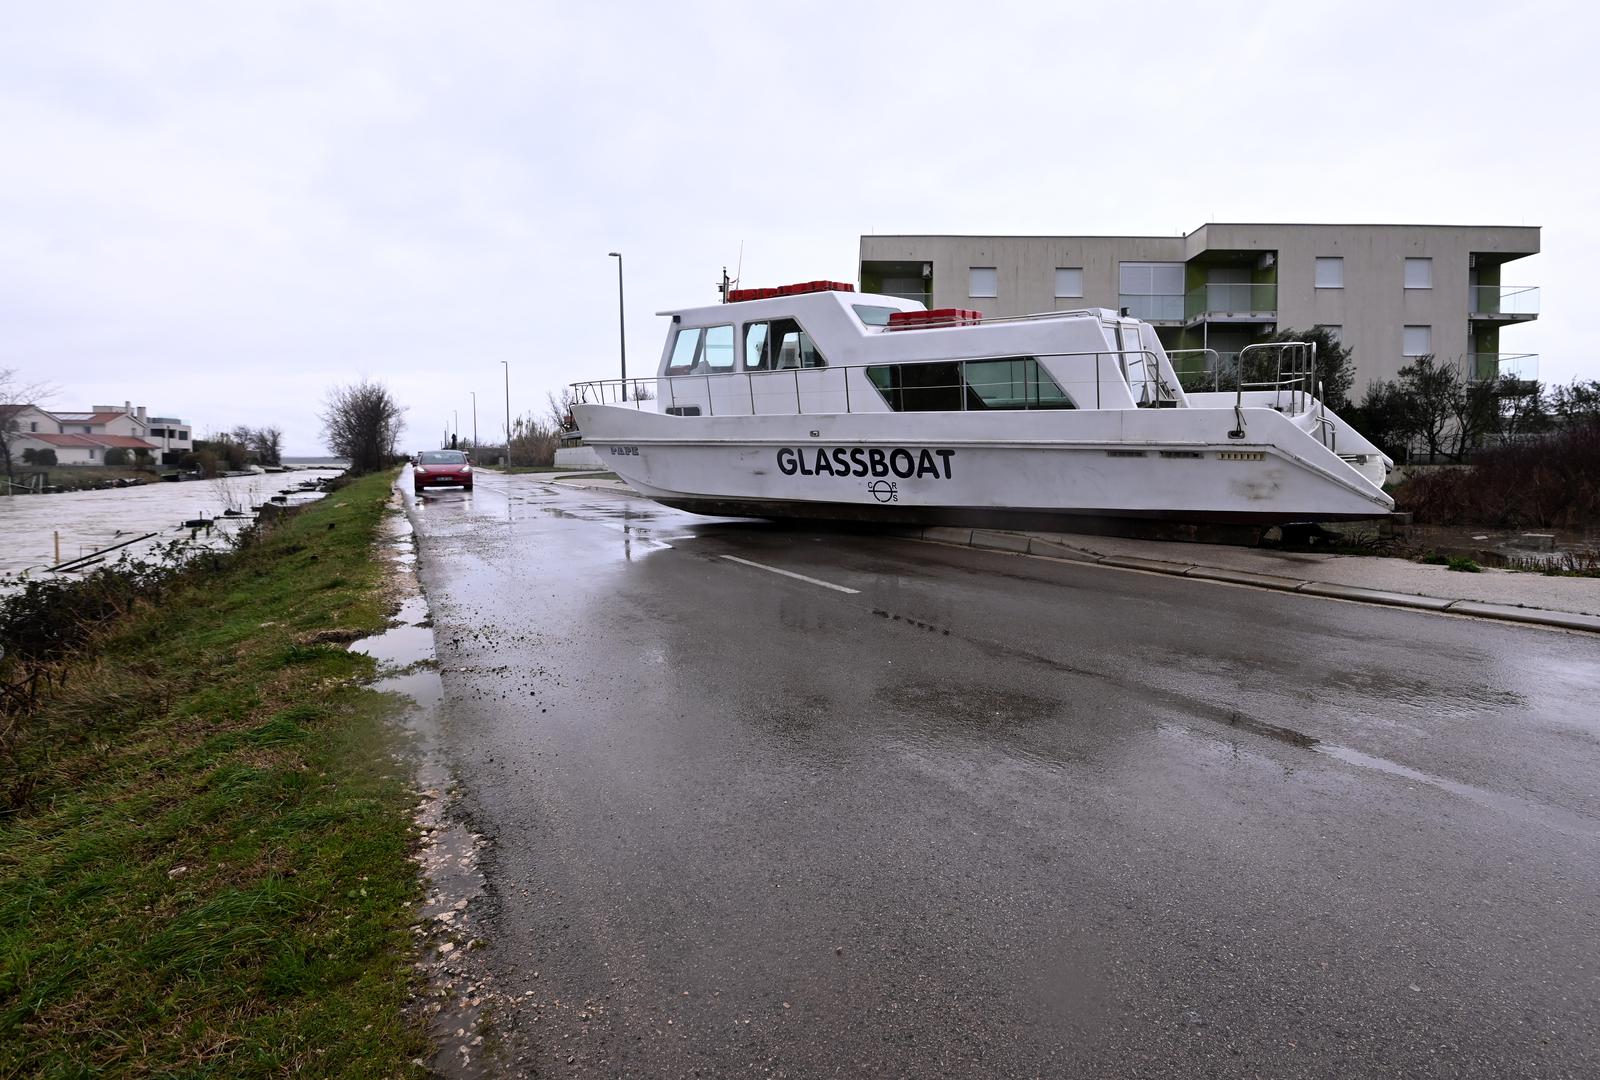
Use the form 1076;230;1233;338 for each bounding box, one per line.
1054;267;1084;298
1404;257;1433;289
1117;262;1184;321
1403;325;1432;356
28;421;37;432
969;267;998;298
1314;257;1343;288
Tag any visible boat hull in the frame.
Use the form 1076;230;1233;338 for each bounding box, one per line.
573;405;1395;527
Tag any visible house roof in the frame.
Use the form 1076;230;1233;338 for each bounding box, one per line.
25;433;158;451
53;411;134;425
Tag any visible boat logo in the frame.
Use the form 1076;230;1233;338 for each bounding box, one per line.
867;480;898;503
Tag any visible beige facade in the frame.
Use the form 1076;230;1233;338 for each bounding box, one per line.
860;224;1540;389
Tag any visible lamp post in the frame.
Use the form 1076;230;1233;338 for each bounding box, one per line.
471;391;478;452
608;252;627;402
501;360;511;466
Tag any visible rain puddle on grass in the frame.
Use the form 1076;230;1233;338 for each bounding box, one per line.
352;496;506;1078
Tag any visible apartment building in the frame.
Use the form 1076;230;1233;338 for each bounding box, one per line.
859;224;1540;390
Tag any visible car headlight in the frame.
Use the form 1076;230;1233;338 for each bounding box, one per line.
462;464;471;473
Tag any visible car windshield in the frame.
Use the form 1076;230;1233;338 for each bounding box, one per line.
419;451;467;464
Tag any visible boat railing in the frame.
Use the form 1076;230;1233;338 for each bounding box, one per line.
1236;341;1317;416
571;347;1177;416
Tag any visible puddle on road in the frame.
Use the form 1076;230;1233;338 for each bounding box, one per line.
351;497;507;1078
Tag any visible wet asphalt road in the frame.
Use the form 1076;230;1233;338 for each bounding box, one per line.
406;470;1599;1079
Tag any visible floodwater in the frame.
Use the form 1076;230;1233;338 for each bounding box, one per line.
0;471;338;581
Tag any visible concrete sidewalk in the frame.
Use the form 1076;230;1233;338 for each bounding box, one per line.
913;525;1600;633
545;474;1600;633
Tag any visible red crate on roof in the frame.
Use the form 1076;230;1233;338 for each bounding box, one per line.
728;281;855;302
886;308;984;330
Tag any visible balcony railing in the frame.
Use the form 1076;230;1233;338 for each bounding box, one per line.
878;289;932;307
1185;283;1277;320
1117;293;1185;322
1470;285;1539;317
1468;353;1539;381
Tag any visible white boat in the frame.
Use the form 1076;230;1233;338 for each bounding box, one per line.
570;282;1394;529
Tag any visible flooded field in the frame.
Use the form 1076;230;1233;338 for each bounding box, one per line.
0;470;341;582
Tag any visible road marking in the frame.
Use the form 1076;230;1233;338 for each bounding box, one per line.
719;555;860;594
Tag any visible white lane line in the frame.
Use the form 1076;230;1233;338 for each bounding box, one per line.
719;554;861;594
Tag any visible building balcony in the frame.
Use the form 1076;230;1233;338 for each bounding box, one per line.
1184;283;1277;324
1469;285;1539;320
1117;294;1185;323
878;289;932;307
1468;353;1539;382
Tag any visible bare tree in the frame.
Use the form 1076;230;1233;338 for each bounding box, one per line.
1395;355;1461;463
251;426;284;466
321;380;406;474
547;388;579;433
1;367;57;491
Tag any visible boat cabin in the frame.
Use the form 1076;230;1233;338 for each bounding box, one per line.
638;282;1184;418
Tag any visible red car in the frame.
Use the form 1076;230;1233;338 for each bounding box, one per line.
414;450;473;494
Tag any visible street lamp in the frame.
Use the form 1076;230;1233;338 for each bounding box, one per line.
501;360;511;465
608;252;627;402
471;391;478;452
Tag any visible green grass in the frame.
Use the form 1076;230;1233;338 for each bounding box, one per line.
0;471;429;1077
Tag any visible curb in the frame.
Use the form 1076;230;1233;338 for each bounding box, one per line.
912;527;1600;635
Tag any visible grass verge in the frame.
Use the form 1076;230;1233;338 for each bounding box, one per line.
0;470;428;1077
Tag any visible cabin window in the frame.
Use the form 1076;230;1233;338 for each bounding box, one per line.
744;322;768;369
743;318;826;371
667;328;701;373
666;324;735;373
866;358;1075;412
852;304;897;327
704;324;734;370
964;358;1075;410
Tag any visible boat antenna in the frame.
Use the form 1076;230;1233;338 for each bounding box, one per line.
734;240;743;290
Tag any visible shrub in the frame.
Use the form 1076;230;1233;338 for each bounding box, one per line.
1395;424;1600;527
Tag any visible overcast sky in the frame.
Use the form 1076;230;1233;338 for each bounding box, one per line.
2;0;1593;454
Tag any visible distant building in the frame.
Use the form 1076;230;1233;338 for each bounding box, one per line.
859;223;1541;389
144;416;194;461
3;401;178;465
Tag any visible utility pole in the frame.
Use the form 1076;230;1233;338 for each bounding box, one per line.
502;360;511;465
608;252;627;402
471;391;478;451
